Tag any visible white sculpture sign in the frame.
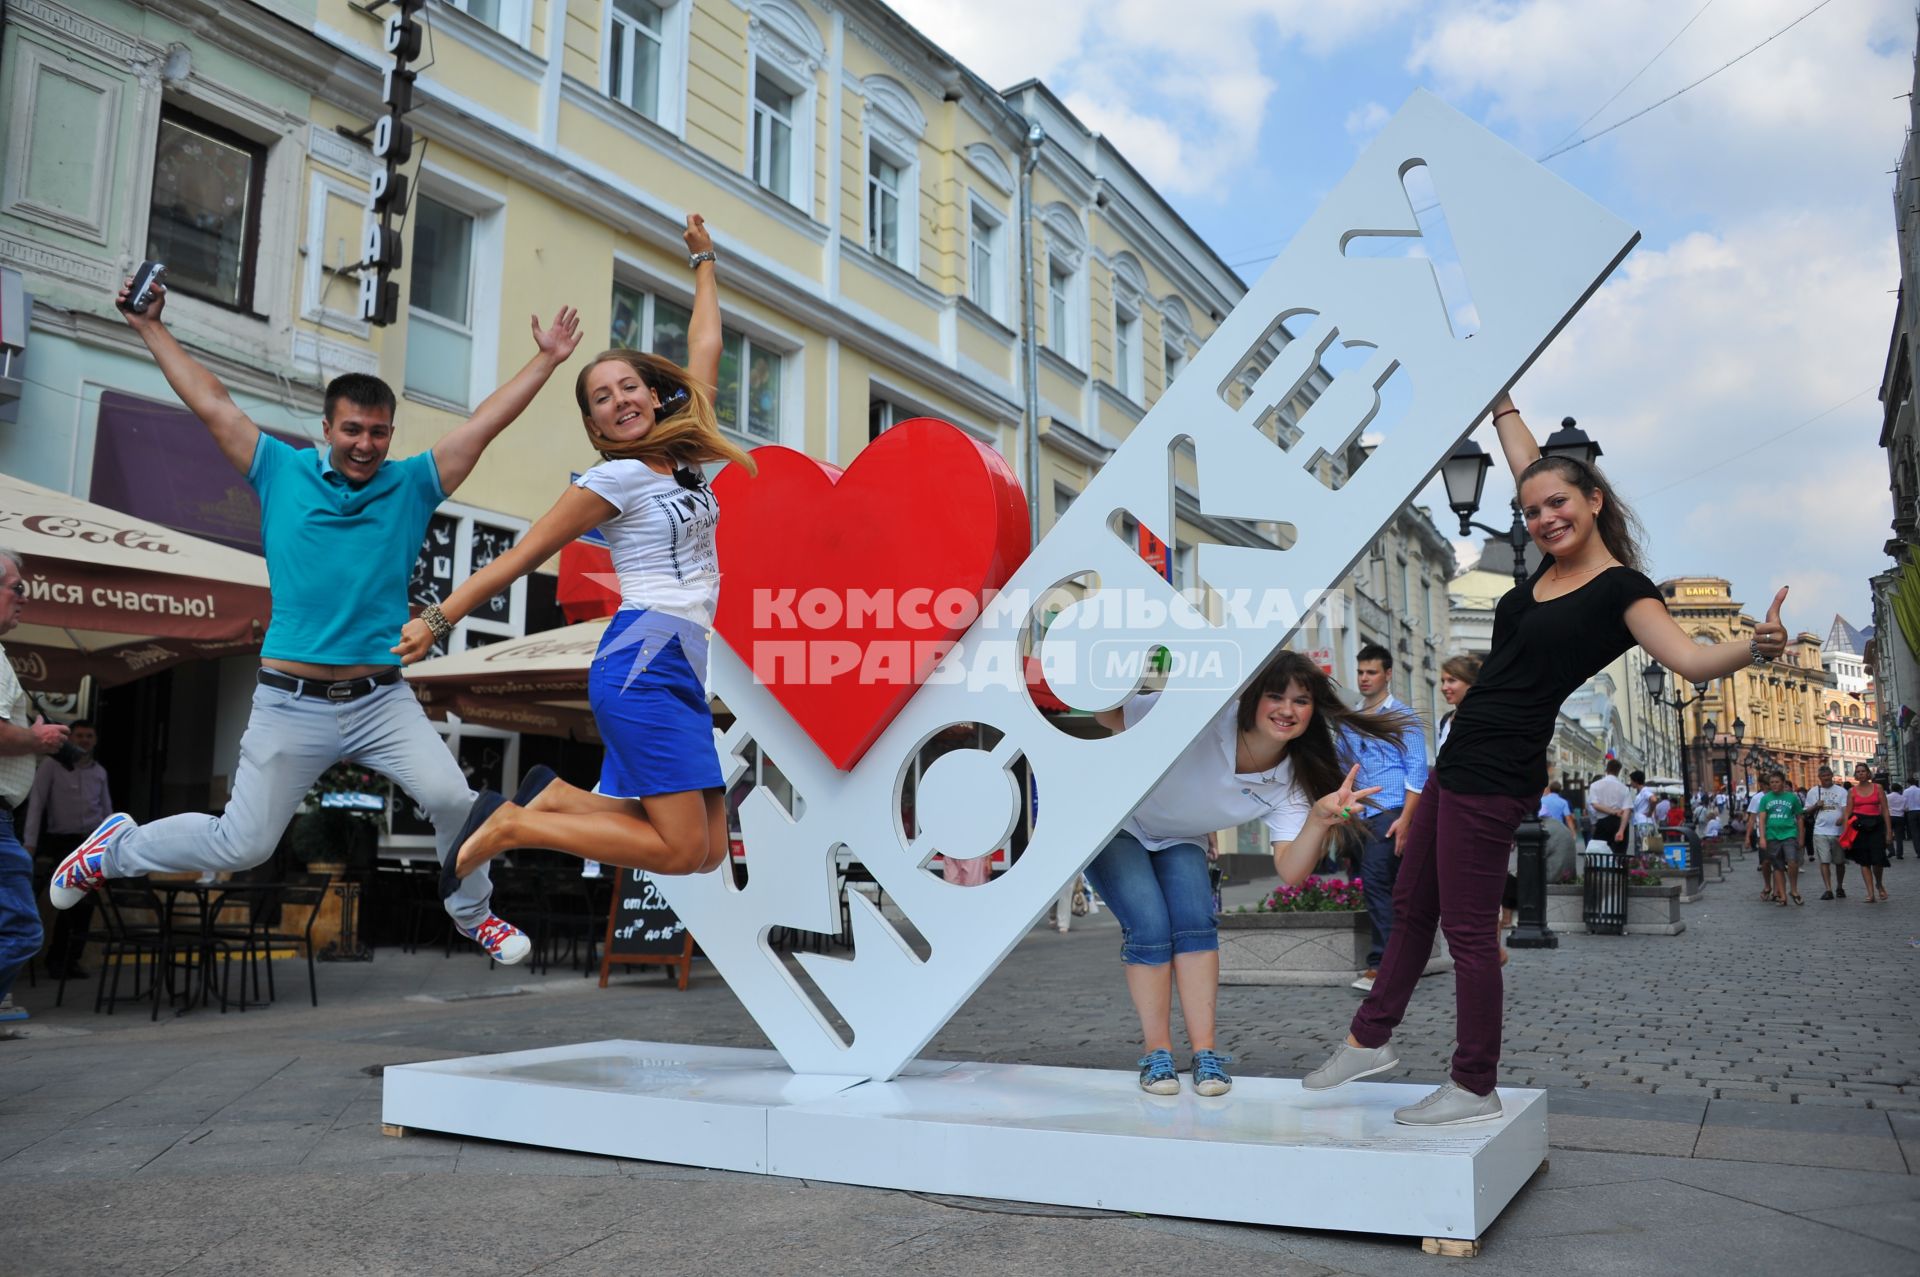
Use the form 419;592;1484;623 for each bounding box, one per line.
658;90;1637;1081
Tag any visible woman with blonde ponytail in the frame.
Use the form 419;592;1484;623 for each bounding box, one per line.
395;213;756;886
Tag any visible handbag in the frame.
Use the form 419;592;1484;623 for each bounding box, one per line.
1838;816;1859;852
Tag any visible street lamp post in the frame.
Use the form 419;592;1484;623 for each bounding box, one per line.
1438;417;1602;952
1640;659;1708;810
1705;715;1745;831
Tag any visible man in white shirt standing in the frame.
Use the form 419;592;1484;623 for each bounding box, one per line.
1896;771;1912;860
1629;769;1657;853
1891;777;1912;861
1587;760;1632;847
1805;766;1849;900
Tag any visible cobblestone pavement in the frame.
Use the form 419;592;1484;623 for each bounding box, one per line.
1;853;1916;1275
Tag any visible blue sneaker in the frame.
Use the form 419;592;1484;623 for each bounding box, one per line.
1191;1049;1234;1096
1137;1048;1179;1095
0;998;27;1023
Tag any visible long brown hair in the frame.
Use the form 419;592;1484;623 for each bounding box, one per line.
574;349;757;474
1238;651;1419;809
1517;455;1644;573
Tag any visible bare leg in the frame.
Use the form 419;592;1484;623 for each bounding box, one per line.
1771;867;1786;902
1874;866;1888;899
1122;962;1175;1054
1786;860;1801;899
1862;864;1876;898
1815;860;1832;892
456;787;719;878
1171;950;1218;1052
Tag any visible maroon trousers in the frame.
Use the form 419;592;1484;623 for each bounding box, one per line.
1349;781;1532;1096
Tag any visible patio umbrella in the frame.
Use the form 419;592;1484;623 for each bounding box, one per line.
0;471;271;690
404;618;609;741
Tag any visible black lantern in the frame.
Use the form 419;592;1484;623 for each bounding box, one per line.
1540;415;1603;467
1440;436;1495;537
1640;658;1669;703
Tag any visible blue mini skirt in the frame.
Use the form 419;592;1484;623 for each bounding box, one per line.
589;608;724;799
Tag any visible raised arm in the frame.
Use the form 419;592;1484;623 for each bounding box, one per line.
684;215;722;394
432;307;582;494
392;484;614;663
1626;586;1789;684
1488;392;1542;484
1271;765;1383;886
116;281;259;473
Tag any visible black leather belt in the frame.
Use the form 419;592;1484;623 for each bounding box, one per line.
258;667;402;702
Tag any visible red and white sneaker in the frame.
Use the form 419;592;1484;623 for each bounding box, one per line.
459;913;531;965
49;812;133;910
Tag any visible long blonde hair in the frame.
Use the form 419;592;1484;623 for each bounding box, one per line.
574;349;757;474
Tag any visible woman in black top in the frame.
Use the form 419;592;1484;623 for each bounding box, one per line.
1302;393;1791;1126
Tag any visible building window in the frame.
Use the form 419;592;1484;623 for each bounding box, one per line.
405;193;476;408
1047;260;1073;359
611;282;782;443
968;204;1001;317
751;73;797;203
448;0;527;39
1164;341;1186;388
869;394;910;442
146;108;267;314
867;149;903;265
608;0;665;119
1113;304;1142;400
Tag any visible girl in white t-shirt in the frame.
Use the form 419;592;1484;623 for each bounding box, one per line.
1086;650;1411;1098
397;214;756;888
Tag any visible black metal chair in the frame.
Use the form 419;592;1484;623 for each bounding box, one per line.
251;873;331;1007
94;883;203;1020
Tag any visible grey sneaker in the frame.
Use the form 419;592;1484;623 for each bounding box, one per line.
1393;1082;1503;1126
1301;1040;1400;1090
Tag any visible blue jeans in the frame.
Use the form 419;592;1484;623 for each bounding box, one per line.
1359;807;1403;968
1082;830;1216;966
101;679;495;930
0;810;44;1004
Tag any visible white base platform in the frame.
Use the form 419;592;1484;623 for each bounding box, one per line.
383;1041;1547;1242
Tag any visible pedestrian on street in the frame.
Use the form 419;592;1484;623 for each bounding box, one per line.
1843;764;1893;902
1588;759;1632;848
22;718;112;980
1806;766;1848;899
1436;654;1481;755
1755;770;1806;906
1745;787;1769;898
1885;773;1907;860
1338;643;1428;994
1902;776;1920;860
0;548;70;1024
1301;392;1792;1127
1629;769;1657;854
49;275;585;966
398;216;753;888
1086;651;1407;1098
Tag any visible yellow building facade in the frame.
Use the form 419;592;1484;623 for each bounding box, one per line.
1658;577;1832;791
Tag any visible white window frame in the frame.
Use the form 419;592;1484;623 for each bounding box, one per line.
602;0;688;131
446;0;533;45
1164;339;1187;388
860;77;925;275
1046;258;1076;361
967;195;1006;321
1112;301;1142;402
749;69;804;206
404;167;504;413
744;0;823;215
866;144;909;268
609;265;801;449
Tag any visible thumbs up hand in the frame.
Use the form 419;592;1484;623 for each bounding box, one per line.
1752;587;1789;660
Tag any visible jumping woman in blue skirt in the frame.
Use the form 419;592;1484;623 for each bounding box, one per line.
394;214;754;882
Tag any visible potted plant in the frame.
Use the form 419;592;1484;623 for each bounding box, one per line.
1217;876;1451;985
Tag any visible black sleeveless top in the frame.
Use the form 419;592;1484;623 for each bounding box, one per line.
1437;562;1664;797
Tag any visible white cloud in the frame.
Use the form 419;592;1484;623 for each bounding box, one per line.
1346;101;1392;139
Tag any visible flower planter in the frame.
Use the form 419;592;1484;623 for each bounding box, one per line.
1216;910;1452;986
1545;882;1684;935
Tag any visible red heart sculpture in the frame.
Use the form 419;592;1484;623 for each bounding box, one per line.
713;418;1030;770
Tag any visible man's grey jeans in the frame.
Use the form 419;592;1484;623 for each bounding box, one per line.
102;679;495;930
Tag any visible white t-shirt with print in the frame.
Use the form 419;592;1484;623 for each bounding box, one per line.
1804;784;1847;837
574;460;721;626
1118;694;1312;852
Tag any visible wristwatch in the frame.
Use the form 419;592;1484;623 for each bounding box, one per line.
688;250;717;270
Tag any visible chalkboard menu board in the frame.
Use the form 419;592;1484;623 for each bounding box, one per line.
599;868;694;989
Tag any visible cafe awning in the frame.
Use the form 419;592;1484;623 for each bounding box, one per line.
405;618;610;741
0;470;272;690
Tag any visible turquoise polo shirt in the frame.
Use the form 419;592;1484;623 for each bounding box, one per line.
248;433;445;665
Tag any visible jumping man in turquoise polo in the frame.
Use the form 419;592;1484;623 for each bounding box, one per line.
47;277;582;964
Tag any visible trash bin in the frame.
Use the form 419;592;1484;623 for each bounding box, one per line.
1582;846;1628;935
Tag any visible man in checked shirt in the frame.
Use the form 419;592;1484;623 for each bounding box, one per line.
23;718;112;980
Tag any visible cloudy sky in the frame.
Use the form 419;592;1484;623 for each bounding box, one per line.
893;0;1910;640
